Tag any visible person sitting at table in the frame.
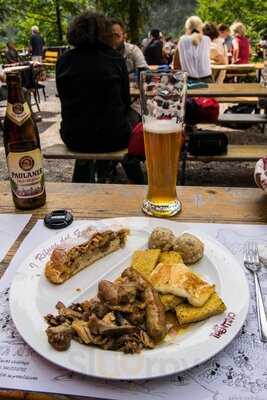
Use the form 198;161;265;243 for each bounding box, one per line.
163;36;176;65
203;22;228;83
56;11;144;183
5;42;20;64
173;16;213;83
230;22;250;64
218;24;233;56
111;19;148;76
143;29;165;66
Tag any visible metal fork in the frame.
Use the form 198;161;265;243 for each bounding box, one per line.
244;241;267;342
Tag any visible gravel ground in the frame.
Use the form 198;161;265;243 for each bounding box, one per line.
0;78;266;188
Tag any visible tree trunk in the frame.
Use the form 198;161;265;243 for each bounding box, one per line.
128;0;140;43
95;0;102;11
55;0;63;44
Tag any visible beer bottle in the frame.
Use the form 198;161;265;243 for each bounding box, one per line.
4;72;46;209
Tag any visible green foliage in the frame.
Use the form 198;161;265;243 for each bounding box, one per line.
196;0;267;42
0;0;92;48
145;0;196;38
96;0;161;43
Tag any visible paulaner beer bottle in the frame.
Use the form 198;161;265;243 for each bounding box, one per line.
4;72;46;209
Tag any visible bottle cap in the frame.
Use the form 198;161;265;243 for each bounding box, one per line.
44;209;73;229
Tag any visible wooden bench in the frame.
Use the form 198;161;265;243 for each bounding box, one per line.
43;50;59;65
43;143;128;161
215;97;259;104
218;113;267;125
180;144;267;184
187;145;267;162
43;144;129;183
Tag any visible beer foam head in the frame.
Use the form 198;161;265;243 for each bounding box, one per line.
144;118;181;134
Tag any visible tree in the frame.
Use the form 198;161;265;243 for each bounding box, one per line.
196;0;267;41
0;0;92;47
96;0;161;43
144;0;196;37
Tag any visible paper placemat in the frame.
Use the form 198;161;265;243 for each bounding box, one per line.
0;214;31;263
0;220;267;400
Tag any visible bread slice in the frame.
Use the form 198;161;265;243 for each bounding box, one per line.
131;249;161;277
45;229;129;284
158;251;183;264
150;262;215;307
175;292;226;325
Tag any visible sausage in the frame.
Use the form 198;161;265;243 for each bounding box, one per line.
145;286;166;341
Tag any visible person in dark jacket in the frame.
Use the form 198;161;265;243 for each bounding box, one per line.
143;29;165;65
29;26;44;62
56;11;144;183
5;42;20;64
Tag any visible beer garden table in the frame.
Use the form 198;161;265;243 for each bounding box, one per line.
211;63;264;72
1;181;267;400
186;83;267;99
211;62;264;82
130;83;267;99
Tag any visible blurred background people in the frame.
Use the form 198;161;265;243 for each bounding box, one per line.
163;36;175;64
218;24;233;52
29;26;44;62
173;16;212;82
5;42;20;64
203;22;228;83
143;29;165;65
230;22;250;64
111;19;148;75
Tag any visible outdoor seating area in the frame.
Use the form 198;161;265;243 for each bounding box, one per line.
1;1;267;399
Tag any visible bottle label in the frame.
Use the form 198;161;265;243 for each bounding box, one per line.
7;149;45;199
6;102;31;126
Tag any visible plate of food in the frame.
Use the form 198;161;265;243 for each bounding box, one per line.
9;217;249;380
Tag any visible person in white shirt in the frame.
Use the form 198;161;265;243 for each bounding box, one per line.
173;16;212;82
111;19;148;75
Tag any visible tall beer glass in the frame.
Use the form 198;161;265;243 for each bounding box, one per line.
140;71;187;217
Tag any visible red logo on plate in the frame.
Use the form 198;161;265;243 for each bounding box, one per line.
210;312;236;339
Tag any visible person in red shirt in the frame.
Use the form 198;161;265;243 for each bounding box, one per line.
230;22;250;64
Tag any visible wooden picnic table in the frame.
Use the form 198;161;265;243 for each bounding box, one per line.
187;83;267;98
211;63;264;71
130;83;267;105
1;181;267;399
131;83;267;99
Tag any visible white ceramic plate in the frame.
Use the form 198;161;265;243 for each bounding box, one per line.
9;217;249;380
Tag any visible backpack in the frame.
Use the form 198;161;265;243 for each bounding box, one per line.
188;129;228;156
185;97;219;124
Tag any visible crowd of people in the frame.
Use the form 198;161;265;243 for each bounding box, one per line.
0;25;45;101
0;11;264;185
55;12;255;183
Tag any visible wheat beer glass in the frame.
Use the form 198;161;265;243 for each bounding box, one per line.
140;71;187;217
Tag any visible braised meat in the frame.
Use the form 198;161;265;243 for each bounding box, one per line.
45;267;167;354
46;323;73;351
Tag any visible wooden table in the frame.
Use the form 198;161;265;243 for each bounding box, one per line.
211;63;264;71
130;83;267;102
1;181;267;399
186;83;267;98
